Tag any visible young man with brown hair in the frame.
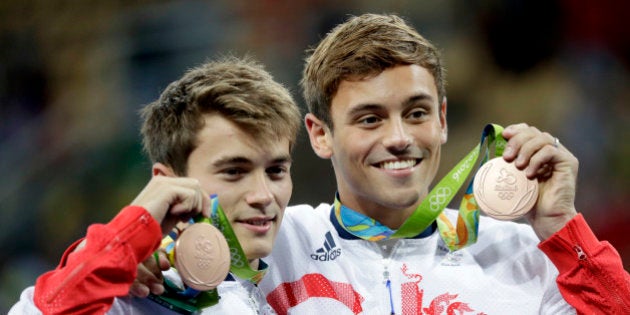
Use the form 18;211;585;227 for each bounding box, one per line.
260;14;629;314
10;56;301;314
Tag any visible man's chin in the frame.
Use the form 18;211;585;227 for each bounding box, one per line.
378;190;422;209
244;245;273;261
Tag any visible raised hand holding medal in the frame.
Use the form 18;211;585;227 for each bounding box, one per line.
500;123;578;240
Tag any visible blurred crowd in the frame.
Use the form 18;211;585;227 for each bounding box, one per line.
1;0;628;312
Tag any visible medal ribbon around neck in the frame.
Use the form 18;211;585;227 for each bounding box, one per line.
334;124;506;251
151;195;267;312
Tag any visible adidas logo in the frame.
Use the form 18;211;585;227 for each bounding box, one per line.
311;231;342;261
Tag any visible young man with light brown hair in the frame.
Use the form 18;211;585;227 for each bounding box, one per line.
10;56;301;314
260;13;629;314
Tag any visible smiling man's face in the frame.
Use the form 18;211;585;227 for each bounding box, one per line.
309;64;447;228
186;113;293;264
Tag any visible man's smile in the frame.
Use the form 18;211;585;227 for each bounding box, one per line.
377;159;421;170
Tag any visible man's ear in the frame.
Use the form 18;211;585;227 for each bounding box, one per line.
152;162;176;177
440;97;448;144
305;113;333;159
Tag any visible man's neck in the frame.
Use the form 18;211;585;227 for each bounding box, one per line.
248;258;259;270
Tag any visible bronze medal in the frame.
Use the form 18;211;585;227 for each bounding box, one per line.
172;223;231;291
473;157;538;220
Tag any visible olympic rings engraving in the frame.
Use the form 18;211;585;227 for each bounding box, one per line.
229;247;245;268
429;187;452;211
497;191;514;200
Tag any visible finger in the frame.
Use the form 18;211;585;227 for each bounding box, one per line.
143;253;164;278
150;282;165;295
513;131;555;169
534;163;553;179
502;125;556;169
523;145;557;179
501;123;530;140
169;187;205;217
157;249;171;271
129;280;150;298
137;260;166;296
201;193;212;218
137;261;163;286
501;123;532;161
503;123;529;136
133;176;205;223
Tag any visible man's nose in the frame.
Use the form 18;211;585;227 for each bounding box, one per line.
245;173;274;209
382;119;413;151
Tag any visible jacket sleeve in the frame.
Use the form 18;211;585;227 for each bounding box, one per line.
539;213;630;314
33;206;162;315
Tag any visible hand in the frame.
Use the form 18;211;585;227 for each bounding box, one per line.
130;175;211;235
129;250;170;297
502;123;579;240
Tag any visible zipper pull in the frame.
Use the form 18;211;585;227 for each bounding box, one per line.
386;279;395;315
382;258;390;283
573;245;587;260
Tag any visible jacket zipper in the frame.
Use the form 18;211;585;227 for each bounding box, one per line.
46;212;150;303
557;227;630;313
382;258;396;315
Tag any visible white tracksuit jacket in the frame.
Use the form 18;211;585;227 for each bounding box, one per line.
260;204;574;315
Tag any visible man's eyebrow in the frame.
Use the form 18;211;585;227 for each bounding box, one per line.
347;103;384;117
270;154;293;165
403;93;434;108
212;155;292;167
212;156;252;167
347;93;435;116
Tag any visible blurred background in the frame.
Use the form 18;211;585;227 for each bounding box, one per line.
1;0;628;311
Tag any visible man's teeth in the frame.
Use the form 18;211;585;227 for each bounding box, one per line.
245;219;269;226
381;160;416;170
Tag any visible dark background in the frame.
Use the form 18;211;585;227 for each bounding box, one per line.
1;0;628;311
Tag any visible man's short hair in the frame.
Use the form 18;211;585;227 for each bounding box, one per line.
302;13;446;129
141;56;301;175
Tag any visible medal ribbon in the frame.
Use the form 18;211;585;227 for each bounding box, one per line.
334;124;506;250
151;195;266;312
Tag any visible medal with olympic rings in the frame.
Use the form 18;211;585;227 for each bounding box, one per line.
473;157;538;220
168;223;231;291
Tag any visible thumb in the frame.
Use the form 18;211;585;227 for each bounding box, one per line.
157;249;171;271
